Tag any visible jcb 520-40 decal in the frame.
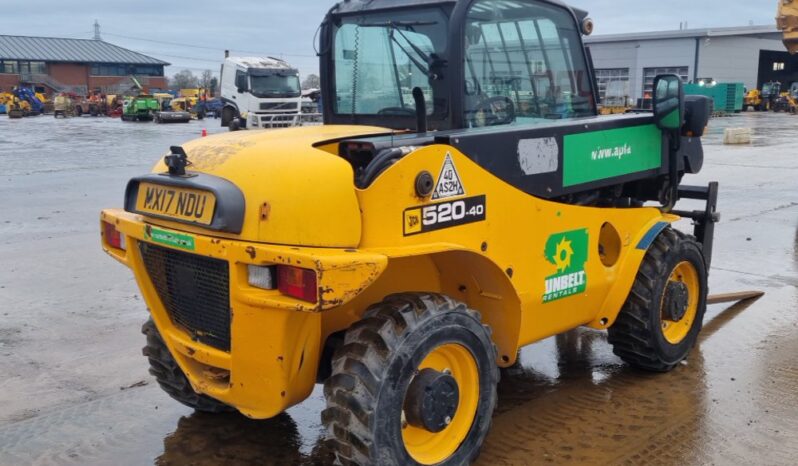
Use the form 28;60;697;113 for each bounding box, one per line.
403;195;487;236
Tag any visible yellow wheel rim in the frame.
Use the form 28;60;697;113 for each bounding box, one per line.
402;344;480;465
660;261;700;344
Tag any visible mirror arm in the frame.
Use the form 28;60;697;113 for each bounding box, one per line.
662;131;680;211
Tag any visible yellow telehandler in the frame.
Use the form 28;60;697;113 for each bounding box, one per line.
101;1;719;464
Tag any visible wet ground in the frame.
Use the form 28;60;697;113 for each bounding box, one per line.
0;112;796;465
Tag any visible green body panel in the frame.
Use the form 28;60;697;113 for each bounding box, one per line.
563;125;663;187
126;96;159;116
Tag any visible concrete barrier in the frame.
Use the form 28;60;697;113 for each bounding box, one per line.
723;128;752;145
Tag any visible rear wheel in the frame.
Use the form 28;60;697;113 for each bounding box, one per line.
142;319;234;413
608;228;707;372
323;293;498;466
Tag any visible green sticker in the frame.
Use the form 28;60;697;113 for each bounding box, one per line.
543;229;589;303
563;125;662;187
146;227;195;251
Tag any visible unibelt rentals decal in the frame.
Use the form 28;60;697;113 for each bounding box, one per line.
563;125;663;187
404;196;486;236
145;226;196;251
543;229;589;303
432;153;465;200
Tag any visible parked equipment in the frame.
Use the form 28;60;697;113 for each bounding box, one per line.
743;89;763;111
0;92;11;114
685;80;744;114
220;55;303;130
11;87;44;116
53;94;75;118
599;80;632;114
121;95;160;121
761;81;782;111
101;1;719;464
774;82;798;113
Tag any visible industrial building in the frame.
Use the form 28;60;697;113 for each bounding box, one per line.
0;35;168;95
586;25;795;103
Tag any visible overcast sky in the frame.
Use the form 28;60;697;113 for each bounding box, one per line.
0;0;778;79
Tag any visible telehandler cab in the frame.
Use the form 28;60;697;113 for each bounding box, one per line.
101;0;718;464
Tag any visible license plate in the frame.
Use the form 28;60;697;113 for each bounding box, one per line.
135;182;216;225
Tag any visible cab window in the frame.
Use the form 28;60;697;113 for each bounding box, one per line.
332;8;448;116
464;0;595;127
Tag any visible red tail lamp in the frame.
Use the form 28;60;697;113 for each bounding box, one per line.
277;266;317;303
103;221;126;250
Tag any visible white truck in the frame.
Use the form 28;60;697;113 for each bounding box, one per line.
220;53;303;130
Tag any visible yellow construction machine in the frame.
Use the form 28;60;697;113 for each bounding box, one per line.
100;1;720;464
778;0;798;53
743;89;763;111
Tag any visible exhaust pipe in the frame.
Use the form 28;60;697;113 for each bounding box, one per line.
412;87;427;134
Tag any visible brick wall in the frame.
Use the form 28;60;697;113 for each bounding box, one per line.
1;63;167;95
49;63;88;85
0;74;19;93
88;76;168;93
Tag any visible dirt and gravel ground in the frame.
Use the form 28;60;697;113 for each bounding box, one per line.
0;112;796;466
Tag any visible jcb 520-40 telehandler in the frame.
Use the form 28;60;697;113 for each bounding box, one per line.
101;0;718;464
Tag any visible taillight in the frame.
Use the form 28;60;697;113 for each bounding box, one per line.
103;221;126;250
277;266;317;303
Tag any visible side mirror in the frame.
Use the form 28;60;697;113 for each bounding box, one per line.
653;74;684;131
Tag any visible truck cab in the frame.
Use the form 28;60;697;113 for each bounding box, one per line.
220;56;303;130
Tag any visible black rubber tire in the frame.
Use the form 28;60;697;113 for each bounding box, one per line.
141;319;234;413
221;106;235;127
322;293;499;466
607;228;708;372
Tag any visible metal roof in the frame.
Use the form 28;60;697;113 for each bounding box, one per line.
0;35;169;65
586;25;782;44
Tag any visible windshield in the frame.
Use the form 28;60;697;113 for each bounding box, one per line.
464;0;595;127
332;8;449;116
250;74;301;98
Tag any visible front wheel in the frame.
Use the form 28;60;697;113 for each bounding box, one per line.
608;228;707;372
323;293;499;466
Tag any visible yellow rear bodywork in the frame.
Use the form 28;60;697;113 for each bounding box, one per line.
101;125;678;419
778;0;798;53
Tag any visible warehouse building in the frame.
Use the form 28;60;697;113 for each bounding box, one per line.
0;35;168;95
586;25;795;103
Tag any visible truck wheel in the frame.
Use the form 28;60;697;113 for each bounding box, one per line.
323;293;499;466
142;319;234;413
221;107;234;127
608;228;707;372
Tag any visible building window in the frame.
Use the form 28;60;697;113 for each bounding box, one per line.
90;64;163;77
642;66;689;99
0;60;18;74
773;62;785;71
18;61;46;74
595;68;630;104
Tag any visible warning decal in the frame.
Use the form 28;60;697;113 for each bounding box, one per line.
432;153;465;200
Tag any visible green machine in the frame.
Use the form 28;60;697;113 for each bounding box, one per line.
121;95;160;122
685;80;745;114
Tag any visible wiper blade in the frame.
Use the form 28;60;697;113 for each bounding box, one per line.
359;20;436;77
359;21;438;27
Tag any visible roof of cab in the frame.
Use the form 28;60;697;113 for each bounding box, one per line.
225;56;293;70
330;0;588;22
